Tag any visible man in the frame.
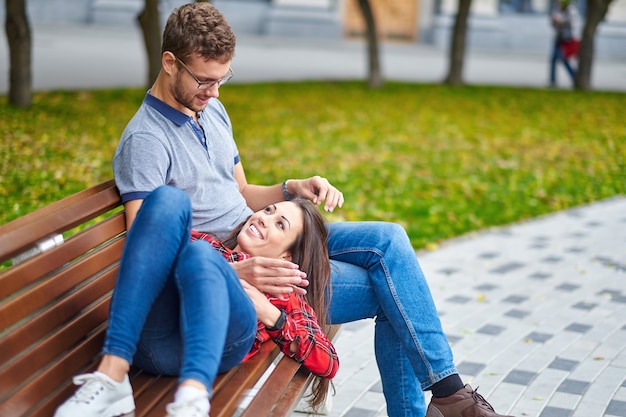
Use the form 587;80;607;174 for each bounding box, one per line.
65;3;515;416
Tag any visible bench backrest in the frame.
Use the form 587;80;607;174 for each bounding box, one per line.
0;179;125;417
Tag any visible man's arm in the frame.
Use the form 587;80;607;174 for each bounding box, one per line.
234;162;344;212
234;162;284;211
123;199;144;230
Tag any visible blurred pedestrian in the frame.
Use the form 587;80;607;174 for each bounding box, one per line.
549;0;578;87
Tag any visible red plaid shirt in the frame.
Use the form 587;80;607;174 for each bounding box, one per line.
191;230;339;379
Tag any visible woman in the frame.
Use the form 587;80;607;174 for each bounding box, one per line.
191;201;336;410
54;185;338;417
549;0;577;86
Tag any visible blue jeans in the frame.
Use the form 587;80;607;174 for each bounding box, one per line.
103;186;257;390
550;41;576;85
327;222;457;417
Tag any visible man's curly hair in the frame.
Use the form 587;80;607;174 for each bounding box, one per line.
162;2;236;64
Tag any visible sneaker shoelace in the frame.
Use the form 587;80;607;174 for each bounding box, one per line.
70;374;115;404
468;386;495;412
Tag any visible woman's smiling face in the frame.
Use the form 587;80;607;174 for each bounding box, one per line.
236;201;304;260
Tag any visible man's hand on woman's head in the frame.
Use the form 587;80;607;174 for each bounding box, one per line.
231;256;309;298
289;176;344;212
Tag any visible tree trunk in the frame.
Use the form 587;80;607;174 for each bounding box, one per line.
5;0;32;107
444;0;472;86
575;0;613;91
357;0;383;88
138;0;162;87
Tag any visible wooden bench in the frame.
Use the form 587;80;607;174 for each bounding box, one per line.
0;179;339;417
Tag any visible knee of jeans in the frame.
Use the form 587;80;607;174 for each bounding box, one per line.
151;186;189;207
387;222;408;239
379;222;412;250
177;241;230;280
146;186;192;218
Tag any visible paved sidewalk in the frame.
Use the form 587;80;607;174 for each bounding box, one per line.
296;196;626;417
0;24;625;93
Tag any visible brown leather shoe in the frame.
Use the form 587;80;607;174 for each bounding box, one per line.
426;385;514;417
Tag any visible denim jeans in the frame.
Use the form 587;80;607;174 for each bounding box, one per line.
550;41;576;86
103;186;257;390
327;222;457;417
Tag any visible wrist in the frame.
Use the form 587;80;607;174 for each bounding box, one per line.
266;309;287;331
282;180;295;201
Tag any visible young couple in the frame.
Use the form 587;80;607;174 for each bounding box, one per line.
55;3;514;417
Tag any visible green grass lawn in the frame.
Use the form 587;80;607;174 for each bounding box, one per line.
1;82;624;249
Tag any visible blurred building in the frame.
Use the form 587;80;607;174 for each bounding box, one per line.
1;0;625;58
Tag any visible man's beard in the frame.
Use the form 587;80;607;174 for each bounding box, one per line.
173;76;206;114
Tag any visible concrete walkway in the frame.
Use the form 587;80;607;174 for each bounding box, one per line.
0;24;625;94
2;23;625;417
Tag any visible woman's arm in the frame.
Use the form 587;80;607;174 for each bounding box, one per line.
266;294;339;379
240;280;338;378
240;279;286;329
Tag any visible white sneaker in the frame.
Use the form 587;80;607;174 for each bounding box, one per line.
165;392;210;417
54;372;135;417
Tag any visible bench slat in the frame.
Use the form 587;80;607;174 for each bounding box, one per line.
272;325;341;415
135;375;178;417
0;267;115;364
269;367;312;417
0;179;120;262
240;325;340;417
210;341;282;417
0;329;105;417
0;238;123;331
0;297;109;399
0;212;125;300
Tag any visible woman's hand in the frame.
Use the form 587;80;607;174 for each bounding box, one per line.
239;279;282;327
287;176;344;212
231;256;309;297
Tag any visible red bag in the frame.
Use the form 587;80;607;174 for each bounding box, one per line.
560;39;580;59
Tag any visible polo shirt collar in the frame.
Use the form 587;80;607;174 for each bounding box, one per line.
144;91;193;127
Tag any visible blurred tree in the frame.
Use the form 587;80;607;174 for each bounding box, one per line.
357;0;383;88
575;0;615;90
443;0;471;86
138;0;212;88
4;0;32;107
138;0;161;87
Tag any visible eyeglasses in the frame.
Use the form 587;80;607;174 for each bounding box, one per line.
175;56;234;90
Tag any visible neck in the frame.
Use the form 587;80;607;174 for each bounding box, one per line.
150;74;196;119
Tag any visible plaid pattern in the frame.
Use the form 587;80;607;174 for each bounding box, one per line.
191;230;339;379
191;230;251;263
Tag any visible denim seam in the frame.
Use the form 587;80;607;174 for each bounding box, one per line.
330;246;439;388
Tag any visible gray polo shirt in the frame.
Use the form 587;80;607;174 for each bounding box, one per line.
113;93;253;238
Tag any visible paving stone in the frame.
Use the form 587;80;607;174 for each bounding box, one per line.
548;358;580;372
557;379;590;395
539;406;574;417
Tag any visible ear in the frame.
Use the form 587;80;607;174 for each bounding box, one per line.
162;51;177;75
280;251;293;262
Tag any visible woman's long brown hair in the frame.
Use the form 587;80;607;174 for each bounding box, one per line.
222;198;333;411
